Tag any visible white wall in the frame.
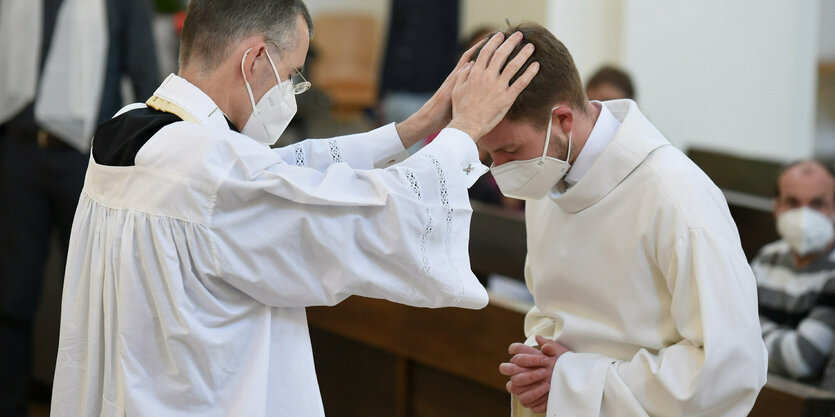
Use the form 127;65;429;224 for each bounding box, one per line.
461;0;547;38
546;0;623;81
621;0;818;162
545;0;821;163
816;0;835;158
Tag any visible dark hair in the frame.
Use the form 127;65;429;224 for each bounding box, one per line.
180;0;314;72
586;65;635;99
470;22;587;127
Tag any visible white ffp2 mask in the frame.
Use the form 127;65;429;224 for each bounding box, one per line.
241;48;297;147
777;207;835;256
490;106;571;200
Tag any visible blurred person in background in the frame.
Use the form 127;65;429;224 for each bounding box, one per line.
473;23;766;416
379;0;460;153
0;0;159;415
752;160;835;387
585;64;635;102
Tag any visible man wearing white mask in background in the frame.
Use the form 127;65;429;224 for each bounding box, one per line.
752;160;835;386
50;0;541;415
473;23;767;416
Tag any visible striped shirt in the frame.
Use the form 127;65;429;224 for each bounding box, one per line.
753;240;835;382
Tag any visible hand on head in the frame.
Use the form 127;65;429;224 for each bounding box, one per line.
499;335;570;414
448;32;540;142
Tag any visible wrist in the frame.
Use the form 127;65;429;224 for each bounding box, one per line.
396;112;432;149
448;118;481;142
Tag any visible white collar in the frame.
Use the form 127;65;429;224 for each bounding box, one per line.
149;74;233;131
564;101;621;188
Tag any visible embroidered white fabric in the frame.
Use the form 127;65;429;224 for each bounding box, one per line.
404;168;421;200
404;168;432;274
425;155;453;259
328;139;342;163
293;143;304;167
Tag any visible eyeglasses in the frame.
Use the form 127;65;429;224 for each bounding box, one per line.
267;40;311;95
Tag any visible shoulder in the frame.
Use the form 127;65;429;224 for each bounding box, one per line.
138;121;282;176
93;106;184;167
638;146;732;230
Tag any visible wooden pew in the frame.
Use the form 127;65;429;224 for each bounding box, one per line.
752;374;835;417
308;190;834;416
309;297;522;417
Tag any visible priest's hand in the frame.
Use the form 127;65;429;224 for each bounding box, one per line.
448;31;540;142
499;335;570;414
395;38;486;149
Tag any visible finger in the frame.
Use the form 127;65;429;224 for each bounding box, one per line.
523;391;549;411
517;382;550;405
508;342;541;355
474;32;505;69
488;31;524;74
510;368;550;387
508;61;540;97
443;41;484;85
499;43;535;85
506;380;537;395
505;380;516;394
499;362;532;376
458;37;488;66
510;353;551;368
452;62;472;87
540;343;559;357
536;335;565;357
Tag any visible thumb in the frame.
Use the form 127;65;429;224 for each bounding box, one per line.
456;62;473;85
535;335;558;356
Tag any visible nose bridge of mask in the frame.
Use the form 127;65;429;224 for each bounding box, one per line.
241;47;284;115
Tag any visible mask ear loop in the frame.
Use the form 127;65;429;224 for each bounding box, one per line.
241;45;284;117
263;48;282;84
543;106;572;164
241;48;259;115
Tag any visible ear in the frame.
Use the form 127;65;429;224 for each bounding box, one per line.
551;105;575;136
239;38;268;83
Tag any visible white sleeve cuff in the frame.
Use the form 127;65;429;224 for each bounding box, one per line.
370;123;410;168
546;352;611;417
416;128;488;188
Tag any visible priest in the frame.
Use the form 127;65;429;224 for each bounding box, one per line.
50;1;539;416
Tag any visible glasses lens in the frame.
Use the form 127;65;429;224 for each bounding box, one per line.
291;72;311;95
292;81;311;95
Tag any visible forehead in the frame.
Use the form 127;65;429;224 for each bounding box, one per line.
283;14;310;66
479;119;540;150
779;163;835;197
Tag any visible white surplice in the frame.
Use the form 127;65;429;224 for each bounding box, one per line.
51;74;489;417
513;100;767;417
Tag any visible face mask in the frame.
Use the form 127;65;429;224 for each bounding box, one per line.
490;106;571;200
240;48;297;147
777;207;835;256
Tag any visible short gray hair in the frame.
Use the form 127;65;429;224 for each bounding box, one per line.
180;0;314;72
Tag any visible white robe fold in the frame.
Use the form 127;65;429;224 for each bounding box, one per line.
52;74;488;417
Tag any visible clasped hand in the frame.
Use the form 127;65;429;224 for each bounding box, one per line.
499;335;570;414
